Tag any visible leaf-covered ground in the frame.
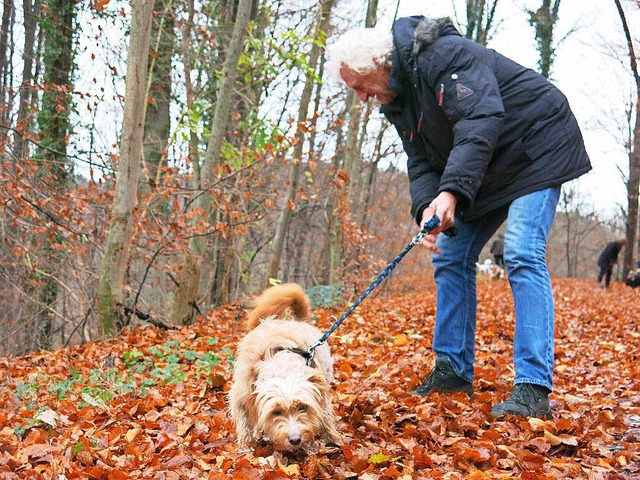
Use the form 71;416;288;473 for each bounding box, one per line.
1;277;639;479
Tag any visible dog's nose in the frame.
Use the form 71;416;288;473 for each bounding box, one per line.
288;433;301;446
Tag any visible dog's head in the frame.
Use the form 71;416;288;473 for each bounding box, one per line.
248;366;330;451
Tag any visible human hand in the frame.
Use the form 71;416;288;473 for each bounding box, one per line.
419;191;457;254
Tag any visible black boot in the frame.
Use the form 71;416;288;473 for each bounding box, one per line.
490;383;552;419
410;357;473;396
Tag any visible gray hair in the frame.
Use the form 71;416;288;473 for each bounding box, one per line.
325;27;394;80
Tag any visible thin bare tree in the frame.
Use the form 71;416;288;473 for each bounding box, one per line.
144;0;175;186
265;0;336;283
528;0;562;79
464;0;500;45
97;0;155;337
0;0;14;130
13;0;41;160
613;0;640;278
170;0;253;324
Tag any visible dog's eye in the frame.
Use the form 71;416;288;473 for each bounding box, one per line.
297;404;307;412
272;410;283;417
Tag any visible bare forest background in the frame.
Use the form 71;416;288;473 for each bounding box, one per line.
0;0;639;356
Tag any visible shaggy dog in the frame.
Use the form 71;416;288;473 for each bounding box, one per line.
228;283;339;451
476;259;505;280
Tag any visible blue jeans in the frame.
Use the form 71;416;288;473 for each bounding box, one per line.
431;186;561;391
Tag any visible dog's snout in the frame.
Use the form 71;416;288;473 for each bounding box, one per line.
288;433;301;445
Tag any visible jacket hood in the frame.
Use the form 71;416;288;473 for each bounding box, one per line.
413;17;459;54
388;16;461;92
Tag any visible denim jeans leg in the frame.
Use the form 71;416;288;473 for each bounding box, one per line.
503;186;560;391
432;211;507;382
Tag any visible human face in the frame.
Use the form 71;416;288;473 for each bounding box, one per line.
339;64;397;105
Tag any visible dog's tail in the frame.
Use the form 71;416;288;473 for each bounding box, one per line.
245;283;311;330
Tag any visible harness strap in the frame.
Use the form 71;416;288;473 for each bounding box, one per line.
273;346;315;366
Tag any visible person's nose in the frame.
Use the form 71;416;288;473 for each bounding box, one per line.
357;90;369;102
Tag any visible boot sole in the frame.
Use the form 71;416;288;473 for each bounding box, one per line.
410;385;473;397
490;408;552;420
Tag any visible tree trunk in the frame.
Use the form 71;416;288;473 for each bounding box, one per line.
360;122;388;226
0;0;13;128
320;0;377;284
265;0;335;284
319;116;346;286
13;0;40;160
31;0;75;349
345;0;378;220
208;0;264;306
613;0;640;278
528;0;561;78
37;0;74;176
344;90;362;215
559;188;598;278
170;0;253;323
144;0;175;186
97;0;155;337
464;0;499;46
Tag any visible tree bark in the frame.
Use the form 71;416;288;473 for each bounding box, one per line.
613;0;640;278
37;0;74;176
0;0;13;128
464;0;499;46
31;0;75;349
144;0;175;186
345;0;378;220
528;0;561;78
13;0;40;160
97;0;155;337
321;0;376;284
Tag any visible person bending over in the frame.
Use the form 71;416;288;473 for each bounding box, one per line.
327;16;591;418
597;238;626;288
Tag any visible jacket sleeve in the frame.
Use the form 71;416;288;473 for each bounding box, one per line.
385;112;442;225
404;135;441;224
422;42;505;205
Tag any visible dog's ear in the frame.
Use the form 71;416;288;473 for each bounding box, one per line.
244;390;260;426
307;373;340;445
307;372;331;404
307;372;328;386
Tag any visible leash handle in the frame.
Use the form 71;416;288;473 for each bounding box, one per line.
306;215;445;364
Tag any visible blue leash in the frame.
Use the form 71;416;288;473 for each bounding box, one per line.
305;215;453;365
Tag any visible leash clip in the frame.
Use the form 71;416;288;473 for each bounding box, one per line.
306;340;322;367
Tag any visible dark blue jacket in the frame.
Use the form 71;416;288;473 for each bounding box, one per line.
598;241;623;268
381;16;592;223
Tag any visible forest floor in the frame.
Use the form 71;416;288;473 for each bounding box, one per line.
0;276;639;479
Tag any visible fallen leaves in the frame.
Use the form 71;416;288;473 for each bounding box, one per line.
0;278;639;478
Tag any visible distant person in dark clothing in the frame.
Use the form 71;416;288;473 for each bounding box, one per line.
597;238;626;288
490;234;505;267
626;260;640;288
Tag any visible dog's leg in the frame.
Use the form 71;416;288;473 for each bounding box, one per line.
229;386;260;448
232;407;257;447
237;424;255;447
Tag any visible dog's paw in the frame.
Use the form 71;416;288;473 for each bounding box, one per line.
236;445;253;455
257;433;273;447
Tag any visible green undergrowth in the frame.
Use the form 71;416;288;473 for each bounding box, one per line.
8;337;234;437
